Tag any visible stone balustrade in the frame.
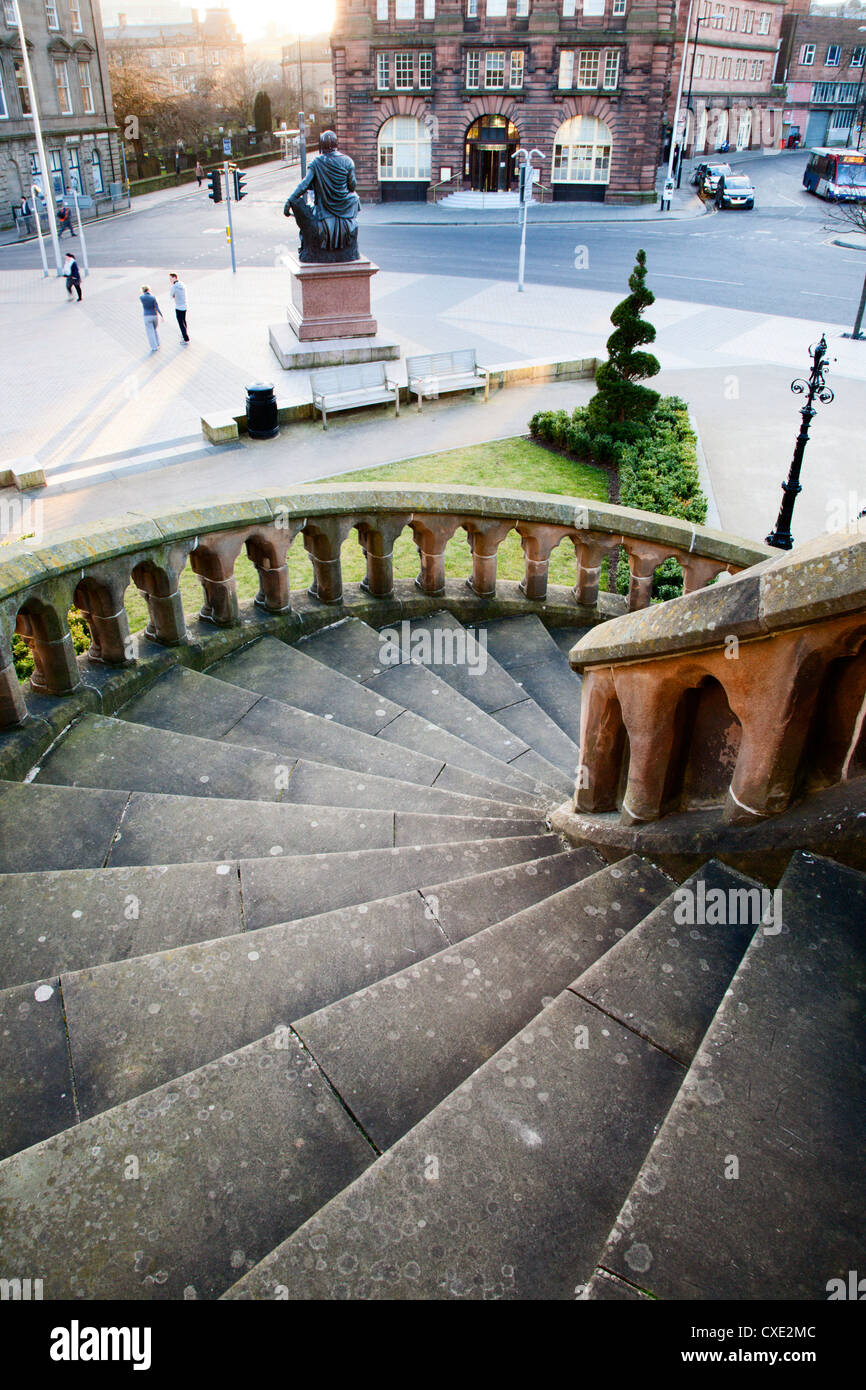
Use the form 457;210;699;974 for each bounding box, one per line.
567;529;866;826
0;485;767;736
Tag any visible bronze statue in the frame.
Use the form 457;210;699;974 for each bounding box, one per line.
284;130;361;263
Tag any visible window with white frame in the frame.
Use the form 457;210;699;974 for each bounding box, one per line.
726;8;738;31
466;50;480;86
612;0;626;12
466;0;477;14
45;0;59;28
0;70;6;119
78;61;94;113
485;51;505;87
510;50;524;86
757;9;769;33
705;55;716;78
150;53;159;66
211;49;221;63
711;4;724;29
91;146;103;193
395;0;415;18
377;52;389;88
720;55;731;78
49;148;64;193
516;0;529;13
741;8;753;32
562;0;576;15
54;60;72;114
15;60;30;112
487;0;507;15
68;145;80;189
800;43;815;66
3;0;16;24
577;49;599;87
377;114;431;180
750;58;763;79
419;50;432;88
853;46;866;67
735;56;746;78
603;50;620;88
395;51;413;88
377;0;388;17
552;114;612;184
558;49;574;87
170;50;180;66
424;0;435;15
70;0;82;29
826;45;841;67
583;0;605;15
694;53;703;77
322;83;334;105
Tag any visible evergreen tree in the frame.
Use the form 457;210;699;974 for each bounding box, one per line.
253;91;272;134
588;248;661;429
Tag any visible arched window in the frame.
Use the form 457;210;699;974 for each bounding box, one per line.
551;115;612;185
377;116;432;181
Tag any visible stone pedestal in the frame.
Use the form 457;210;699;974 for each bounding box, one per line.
286;252;378;341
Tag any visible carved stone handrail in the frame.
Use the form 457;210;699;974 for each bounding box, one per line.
0;484;770;733
567;529;866;826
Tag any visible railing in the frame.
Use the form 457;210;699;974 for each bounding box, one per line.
431;176;457;203
568;529;866;826
0;485;768;732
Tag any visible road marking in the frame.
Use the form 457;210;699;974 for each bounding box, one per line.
801;290;853;300
653;272;745;285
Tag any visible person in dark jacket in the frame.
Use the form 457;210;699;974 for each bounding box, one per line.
64;252;82;301
58;203;74;238
139;285;163;351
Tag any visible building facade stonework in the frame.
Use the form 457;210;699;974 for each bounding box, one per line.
778;0;866;149
103;6;243;97
0;0;120;223
332;0;679;204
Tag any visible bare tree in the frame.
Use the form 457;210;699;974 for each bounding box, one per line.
828;200;866;339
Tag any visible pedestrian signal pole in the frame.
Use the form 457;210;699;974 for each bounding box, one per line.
224;160;236;274
512;147;546;293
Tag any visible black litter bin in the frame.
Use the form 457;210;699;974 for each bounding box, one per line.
246;382;279;439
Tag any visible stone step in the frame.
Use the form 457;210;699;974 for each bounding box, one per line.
482;615;585;746
121;662;548;805
0;1030;376;1300
294;856;673;1151
296;617;566;795
0;976;77;1160
0;835;561;989
547;625;593;660
0;781;541;873
589;851;866;1302
222;860;759;1301
59;850;602;1118
203;635;544;808
392;612;582;774
33;715;531;822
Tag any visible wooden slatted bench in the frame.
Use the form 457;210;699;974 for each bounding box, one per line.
406;350;490;412
310;362;401;430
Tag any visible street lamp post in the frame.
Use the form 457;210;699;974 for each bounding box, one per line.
678;14;704;188
512;147;546;292
765;335;834;550
664;0;695;211
13;0;62;274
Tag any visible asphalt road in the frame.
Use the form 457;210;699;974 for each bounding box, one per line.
2;152;863;324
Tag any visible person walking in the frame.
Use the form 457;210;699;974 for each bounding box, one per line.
64;252;82;302
168;272;189;343
57;203;75;239
139;284;163;351
19;195;33;235
195;160;204;188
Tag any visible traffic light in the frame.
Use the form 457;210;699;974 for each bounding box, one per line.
232;168;247;200
208;168;222;203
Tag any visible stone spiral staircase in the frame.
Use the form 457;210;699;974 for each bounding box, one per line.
0;603;863;1301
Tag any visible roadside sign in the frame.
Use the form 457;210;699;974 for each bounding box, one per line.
222;137;232;156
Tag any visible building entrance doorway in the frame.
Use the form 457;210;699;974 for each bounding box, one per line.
464;116;519;191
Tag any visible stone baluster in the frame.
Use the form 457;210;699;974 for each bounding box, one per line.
681;555;727;595
356;513;411;599
573;538;606;608
16;602;82;696
465;519;513;598
615;667;690;822
516;523;571;602
303;517;355;604
624;543;664;611
247;525;301;614
190;532;246;627
723;635;827;824
410;515;466;597
0;639;27;728
74;573;134;666
573;667;626;813
132;547;191;647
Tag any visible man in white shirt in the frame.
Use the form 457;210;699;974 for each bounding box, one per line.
169;273;189;343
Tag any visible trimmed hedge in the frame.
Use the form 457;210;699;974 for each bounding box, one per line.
529;396;707;602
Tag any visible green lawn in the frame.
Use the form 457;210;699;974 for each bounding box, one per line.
118;437;608;633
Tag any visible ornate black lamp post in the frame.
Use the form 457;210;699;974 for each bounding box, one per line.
766;335;834;550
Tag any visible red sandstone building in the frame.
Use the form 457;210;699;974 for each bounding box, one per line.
331;0;680;203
